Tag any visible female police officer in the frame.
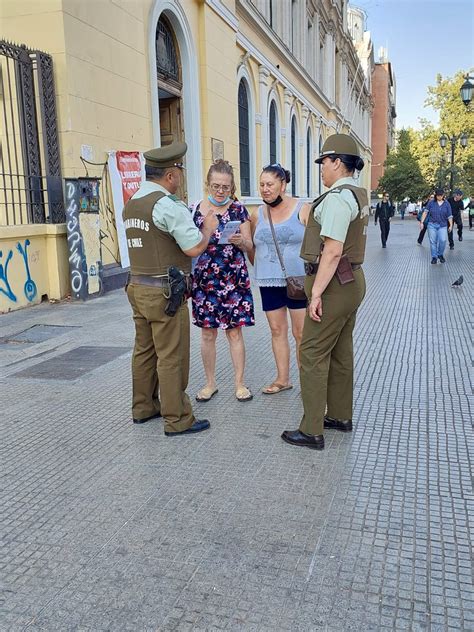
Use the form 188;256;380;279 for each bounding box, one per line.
281;134;369;450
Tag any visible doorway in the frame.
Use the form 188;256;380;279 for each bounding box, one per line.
156;16;186;200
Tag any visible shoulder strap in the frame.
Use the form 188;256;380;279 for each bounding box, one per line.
140;191;166;205
333;184;362;210
266;207;287;276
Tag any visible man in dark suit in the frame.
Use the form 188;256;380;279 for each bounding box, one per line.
375;192;395;248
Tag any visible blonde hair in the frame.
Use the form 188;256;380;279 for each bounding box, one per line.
206;159;236;196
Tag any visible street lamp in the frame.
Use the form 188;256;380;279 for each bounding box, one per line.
439;133;468;193
460;74;474;107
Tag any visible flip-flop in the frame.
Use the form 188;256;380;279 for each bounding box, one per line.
196;386;218;402
262;382;293;395
236;386;253;402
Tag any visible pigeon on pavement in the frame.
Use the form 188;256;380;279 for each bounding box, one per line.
452;275;463;287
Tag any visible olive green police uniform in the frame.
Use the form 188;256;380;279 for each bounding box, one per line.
123;143;203;434
298;180;369;437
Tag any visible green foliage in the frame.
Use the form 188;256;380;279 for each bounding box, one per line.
410;71;474;193
378;130;427;201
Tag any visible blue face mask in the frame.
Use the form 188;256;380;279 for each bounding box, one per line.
208;194;230;207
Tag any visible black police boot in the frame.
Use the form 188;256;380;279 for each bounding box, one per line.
324;416;353;432
281;430;324;450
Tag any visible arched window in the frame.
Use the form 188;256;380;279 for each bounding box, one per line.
291;116;297;196
269;101;277;165
306;127;312;197
156;16;181;89
238;80;250;196
318;134;323;194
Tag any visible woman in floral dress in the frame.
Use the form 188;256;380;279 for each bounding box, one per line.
191;160;255;402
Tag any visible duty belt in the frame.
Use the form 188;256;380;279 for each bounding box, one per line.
304;262;362;275
129;274;169;287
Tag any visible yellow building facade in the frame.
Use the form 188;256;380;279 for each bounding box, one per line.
1;0;372;312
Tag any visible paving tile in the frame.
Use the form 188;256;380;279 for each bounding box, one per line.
1;220;473;630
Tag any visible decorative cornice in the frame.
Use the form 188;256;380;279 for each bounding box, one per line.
205;0;238;32
283;87;293;106
259;65;270;84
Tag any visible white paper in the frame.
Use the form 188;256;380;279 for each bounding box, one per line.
217;220;241;244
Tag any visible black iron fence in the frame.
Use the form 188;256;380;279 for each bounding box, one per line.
0;40;64;226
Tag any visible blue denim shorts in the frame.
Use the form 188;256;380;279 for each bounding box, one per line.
259;286;307;312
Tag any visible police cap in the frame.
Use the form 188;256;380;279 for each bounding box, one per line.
315;133;361;164
144;141;187;169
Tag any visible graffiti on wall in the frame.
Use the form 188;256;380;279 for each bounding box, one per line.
0;249;16;302
65;178;103;300
99;169;120;265
0;239;38;303
65;179;88;300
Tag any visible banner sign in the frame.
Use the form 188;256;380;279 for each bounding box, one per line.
107;151;145;268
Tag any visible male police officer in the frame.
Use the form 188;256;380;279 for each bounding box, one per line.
123;141;218;436
281;134;369;450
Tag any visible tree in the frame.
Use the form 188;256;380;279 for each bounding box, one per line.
411;71;474;193
378;129;427;201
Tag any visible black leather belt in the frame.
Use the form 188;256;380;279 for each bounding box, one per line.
304;262;362;275
129;274;169;287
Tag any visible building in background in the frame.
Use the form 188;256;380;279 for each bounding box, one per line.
1;0;373;312
371;47;397;193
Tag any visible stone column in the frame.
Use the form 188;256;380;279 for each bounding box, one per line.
283;88;293;170
259;66;271;175
302;105;310;197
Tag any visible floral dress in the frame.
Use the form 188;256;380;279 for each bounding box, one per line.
191;200;255;329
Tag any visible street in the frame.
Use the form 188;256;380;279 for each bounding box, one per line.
1;218;473;631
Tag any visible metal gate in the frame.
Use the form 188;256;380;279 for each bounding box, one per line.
0;40;64;226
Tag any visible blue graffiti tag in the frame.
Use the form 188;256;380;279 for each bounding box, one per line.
16;239;38;302
0;249;17;302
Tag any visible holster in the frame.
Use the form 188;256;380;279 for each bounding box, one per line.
165;266;190;317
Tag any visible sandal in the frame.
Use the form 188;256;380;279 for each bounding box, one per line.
262;382;293;395
196;386;218;402
236;386;253;402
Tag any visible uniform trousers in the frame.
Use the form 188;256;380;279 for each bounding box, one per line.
126;283;195;433
299;268;366;436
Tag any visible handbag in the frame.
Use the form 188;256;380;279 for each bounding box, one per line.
266;206;306;301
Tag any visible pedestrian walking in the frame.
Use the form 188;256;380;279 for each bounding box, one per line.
190;160;255;403
400;200;407;220
123;142;218;436
281;134;369;450
417;194;434;245
420;188;453;264
447;189;465;248
249;164;310;395
468;195;474;230
374;192;394;247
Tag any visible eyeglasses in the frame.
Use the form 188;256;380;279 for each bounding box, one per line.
173;163;185;170
209;184;232;193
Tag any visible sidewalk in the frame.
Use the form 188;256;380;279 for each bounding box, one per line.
1;219;473;631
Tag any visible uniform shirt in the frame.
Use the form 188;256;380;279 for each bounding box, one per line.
313;176;360;243
132;181;201;251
